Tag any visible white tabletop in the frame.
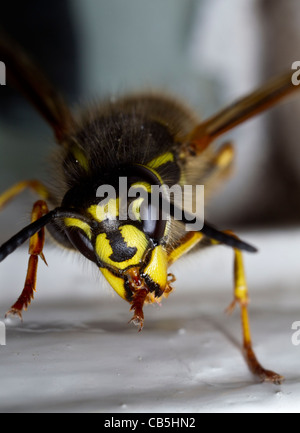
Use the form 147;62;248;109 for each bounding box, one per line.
0;228;299;413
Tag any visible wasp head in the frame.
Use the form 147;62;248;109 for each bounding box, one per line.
61;164;174;330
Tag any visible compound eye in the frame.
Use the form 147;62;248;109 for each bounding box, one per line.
65;228;98;264
140;200;166;242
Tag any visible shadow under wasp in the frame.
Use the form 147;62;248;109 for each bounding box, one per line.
0;31;299;384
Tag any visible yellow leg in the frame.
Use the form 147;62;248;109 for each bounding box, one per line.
167;221;283;383
167;232;204;266
228;246;283;384
0;180;49;211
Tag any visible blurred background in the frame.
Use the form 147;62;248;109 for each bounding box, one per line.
1;0;300;242
1;0;300;413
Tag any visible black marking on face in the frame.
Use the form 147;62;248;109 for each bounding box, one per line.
105;229;137;263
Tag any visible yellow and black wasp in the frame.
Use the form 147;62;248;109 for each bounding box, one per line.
0;31;299;384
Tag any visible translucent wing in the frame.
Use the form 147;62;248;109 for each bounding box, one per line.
0;29;74;142
189;71;300;152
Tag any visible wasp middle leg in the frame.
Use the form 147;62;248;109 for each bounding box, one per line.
0;180;49;211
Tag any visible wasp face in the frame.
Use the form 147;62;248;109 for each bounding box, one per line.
62;165;172;324
96;220;170;304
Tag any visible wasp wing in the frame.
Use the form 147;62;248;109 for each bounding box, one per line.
0;30;74;142
189;71;300;151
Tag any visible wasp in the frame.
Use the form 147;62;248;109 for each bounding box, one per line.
0;31;299;384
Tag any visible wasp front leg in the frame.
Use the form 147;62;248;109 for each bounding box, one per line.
5;200;49;319
227;241;283;384
0;180;49;319
168;224;283;384
0;180;51;318
5;200;49;320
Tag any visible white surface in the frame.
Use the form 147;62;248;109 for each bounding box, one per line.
0;229;300;413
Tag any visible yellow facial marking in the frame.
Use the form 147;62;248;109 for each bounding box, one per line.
129;197;144;222
130;182;151;193
64;218;92;240
95;225;148;270
88;199;120;223
148;152;174;170
143;245;168;289
100;268;126;300
120;224;148;254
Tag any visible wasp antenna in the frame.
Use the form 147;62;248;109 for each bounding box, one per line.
0;208;94;263
0;29;74;142
188;70;300;152
201;223;258;253
167;201;257;253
